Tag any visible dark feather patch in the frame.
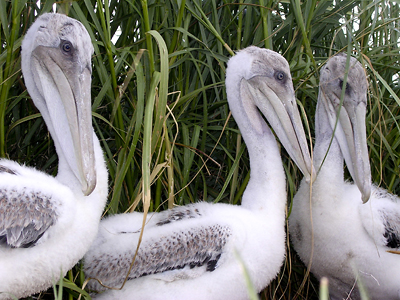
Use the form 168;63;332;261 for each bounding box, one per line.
206;253;221;272
0;165;17;175
383;220;400;249
156;206;202;226
0;188;58;248
85;224;231;291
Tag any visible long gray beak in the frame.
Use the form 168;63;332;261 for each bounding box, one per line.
31;45;96;196
321;91;371;203
244;77;315;182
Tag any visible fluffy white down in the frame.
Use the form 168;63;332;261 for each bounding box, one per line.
291;180;400;300
86;201;286;300
0;134;108;300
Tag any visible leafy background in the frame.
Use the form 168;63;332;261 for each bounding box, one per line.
1;0;399;299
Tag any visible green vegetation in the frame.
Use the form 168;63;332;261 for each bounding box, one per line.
1;0;399;298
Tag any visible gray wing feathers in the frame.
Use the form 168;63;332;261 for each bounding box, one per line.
381;210;400;249
373;187;400;248
0;187;58;248
0;165;17;175
85;224;231;290
156;205;203;226
360;186;400;249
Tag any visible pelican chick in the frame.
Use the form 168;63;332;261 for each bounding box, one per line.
289;54;400;299
83;46;313;300
0;13;108;299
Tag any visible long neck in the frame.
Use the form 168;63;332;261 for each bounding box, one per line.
313;99;344;190
87;132;108;215
228;85;287;213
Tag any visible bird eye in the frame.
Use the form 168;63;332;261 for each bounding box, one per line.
339;79;350;93
275;71;285;81
61;41;73;53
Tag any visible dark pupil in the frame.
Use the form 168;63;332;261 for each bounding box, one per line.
276;72;284;80
339;79;348;91
63;42;71;52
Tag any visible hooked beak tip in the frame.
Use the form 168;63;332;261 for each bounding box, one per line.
82;176;97;196
358;176;371;204
360;181;371;203
304;167;317;184
362;192;371;204
83;185;95;196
